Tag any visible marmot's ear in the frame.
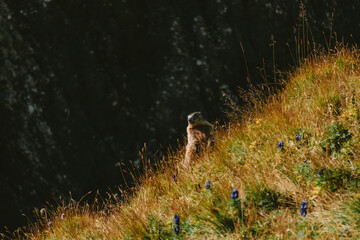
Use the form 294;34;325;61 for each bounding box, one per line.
194;112;202;118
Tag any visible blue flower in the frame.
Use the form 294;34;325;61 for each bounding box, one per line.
231;189;239;199
172;226;180;234
296;135;301;141
317;169;324;176
277;141;284;150
205;180;211;189
300;199;307;216
173;214;180;225
173;214;180;234
172;174;177;182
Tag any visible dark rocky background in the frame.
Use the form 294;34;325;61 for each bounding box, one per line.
0;0;359;231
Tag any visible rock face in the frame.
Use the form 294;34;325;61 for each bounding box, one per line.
0;1;68;229
1;0;360;230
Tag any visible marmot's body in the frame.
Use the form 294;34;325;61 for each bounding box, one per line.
184;112;214;165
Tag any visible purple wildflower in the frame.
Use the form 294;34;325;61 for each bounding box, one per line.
205;180;211;189
173;214;180;235
277;141;284;150
318;169;324;176
172;174;177;183
231;189;239;199
173;226;180;234
296;135;301;141
173;214;180;225
300;199;307;216
47;221;52;227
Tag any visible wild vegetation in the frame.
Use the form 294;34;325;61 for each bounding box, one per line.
5;47;360;239
3;0;360;231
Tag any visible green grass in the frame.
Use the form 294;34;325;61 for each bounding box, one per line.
6;47;360;239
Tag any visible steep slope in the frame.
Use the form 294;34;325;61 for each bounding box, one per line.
15;48;360;239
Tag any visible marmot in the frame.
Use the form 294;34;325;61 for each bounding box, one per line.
184;112;214;165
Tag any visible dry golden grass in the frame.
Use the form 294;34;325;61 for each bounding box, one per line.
6;47;360;239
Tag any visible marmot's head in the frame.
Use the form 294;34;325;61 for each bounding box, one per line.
187;112;204;125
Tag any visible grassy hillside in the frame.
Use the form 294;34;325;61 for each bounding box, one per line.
10;48;360;239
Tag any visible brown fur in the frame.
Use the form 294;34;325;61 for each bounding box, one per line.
184;112;214;165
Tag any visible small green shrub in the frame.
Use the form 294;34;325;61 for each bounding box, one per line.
293;163;315;183
216;199;245;232
321;123;351;153
211;208;236;232
143;213;169;240
199;195;245;233
349;197;360;223
316;168;360;192
178;217;195;236
245;185;294;212
294;218;319;239
143;214;195;239
228;139;248;164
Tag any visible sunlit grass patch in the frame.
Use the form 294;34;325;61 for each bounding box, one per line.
12;47;360;240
